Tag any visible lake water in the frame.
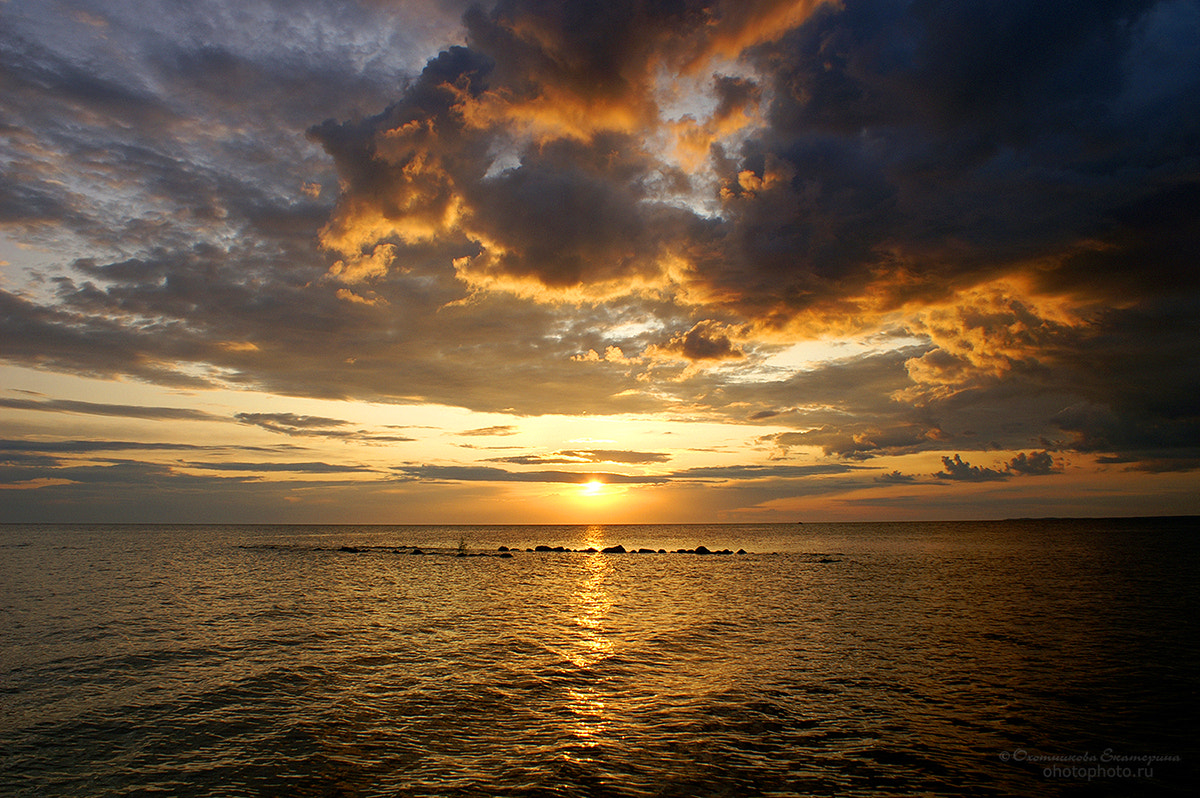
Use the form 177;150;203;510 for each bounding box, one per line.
1;519;1197;796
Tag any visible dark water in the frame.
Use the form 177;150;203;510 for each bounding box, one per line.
1;519;1197;796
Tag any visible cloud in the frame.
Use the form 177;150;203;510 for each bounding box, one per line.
393;464;668;484
934;455;1009;483
647;320;746;362
672;463;858;480
234;412;416;442
487;449;671;465
458;425;519;437
235;412;351;432
0;460;251;489
182;461;377;474
391;459;858;486
1005;451;1060;477
765;423;949;461
0;439;223;454
0;397;220;421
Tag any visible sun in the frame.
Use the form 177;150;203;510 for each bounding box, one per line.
582;479;604;496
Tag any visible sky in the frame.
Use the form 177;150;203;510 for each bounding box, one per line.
2;0;1199;524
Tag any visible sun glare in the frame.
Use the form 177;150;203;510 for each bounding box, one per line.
582;479;604;496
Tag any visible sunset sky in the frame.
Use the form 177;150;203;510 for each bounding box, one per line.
2;0;1199;523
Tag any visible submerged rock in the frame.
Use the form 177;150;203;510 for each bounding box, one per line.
410;548;424;555
499;551;513;558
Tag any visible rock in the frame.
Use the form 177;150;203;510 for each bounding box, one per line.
601;544;626;553
658;549;666;553
498;545;509;551
694;545;711;555
410;548;424;555
339;546;361;553
638;548;655;554
717;549;732;555
583;547;597;553
553;546;567;552
499;551;513;558
736;549;746;555
535;545;553;552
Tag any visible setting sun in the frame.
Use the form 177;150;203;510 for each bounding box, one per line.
582;479;605;496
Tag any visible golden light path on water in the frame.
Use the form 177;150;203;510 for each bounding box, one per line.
566;527;616;755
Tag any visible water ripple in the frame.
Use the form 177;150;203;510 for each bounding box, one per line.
1;520;1197;795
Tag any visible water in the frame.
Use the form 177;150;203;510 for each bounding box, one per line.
1;519;1197;796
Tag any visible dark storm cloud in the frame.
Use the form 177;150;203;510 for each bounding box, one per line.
700;0;1200;317
459;139;702;288
1046;298;1200;471
310;0;1200;307
306;0;821;289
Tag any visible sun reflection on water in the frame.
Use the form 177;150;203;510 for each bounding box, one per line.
569;529;614;668
564;527;616;750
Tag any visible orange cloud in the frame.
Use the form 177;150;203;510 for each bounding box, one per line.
895;278;1090;403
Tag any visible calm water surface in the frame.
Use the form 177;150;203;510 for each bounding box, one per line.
1;520;1197;796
